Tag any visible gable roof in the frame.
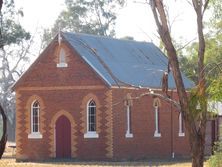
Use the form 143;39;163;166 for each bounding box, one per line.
62;32;193;89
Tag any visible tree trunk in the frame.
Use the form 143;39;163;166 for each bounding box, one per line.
189;127;205;167
192;142;204;167
0;104;7;159
150;1;208;167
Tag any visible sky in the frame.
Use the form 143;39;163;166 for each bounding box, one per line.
14;0;199;46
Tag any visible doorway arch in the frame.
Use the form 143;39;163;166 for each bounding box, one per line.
56;115;71;158
49;110;77;158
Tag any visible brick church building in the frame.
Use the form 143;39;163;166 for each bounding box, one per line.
12;32;194;161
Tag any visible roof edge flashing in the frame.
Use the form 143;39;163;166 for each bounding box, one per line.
82;56;113;87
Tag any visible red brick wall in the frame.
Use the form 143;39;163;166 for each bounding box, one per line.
15;42;110;161
15;41;190;161
16;89;109;161
112;88;190;160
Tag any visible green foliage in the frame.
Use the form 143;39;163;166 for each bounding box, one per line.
42;0;125;46
209;0;222;26
188;87;207;119
204;0;222;102
208;76;222;102
205;38;222;64
2;19;30;46
208;142;222;167
0;0;31;47
0;0;31;141
179;33;222;84
179;53;198;84
178;0;222;84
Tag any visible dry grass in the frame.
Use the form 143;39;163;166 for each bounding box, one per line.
0;157;193;167
0;142;209;167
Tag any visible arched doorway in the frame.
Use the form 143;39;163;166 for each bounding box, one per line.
56;115;71;158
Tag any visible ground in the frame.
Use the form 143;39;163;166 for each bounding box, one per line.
0;142;208;167
0;158;194;167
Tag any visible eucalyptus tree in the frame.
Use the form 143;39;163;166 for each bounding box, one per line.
42;0;125;47
149;0;209;167
179;0;222;84
0;0;31;146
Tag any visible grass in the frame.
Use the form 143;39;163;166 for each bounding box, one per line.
0;157;194;167
0;142;209;167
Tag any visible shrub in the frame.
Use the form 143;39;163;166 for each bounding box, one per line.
208;141;222;167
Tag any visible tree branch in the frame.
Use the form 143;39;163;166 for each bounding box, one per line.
176;37;197;52
132;91;181;110
203;0;209;14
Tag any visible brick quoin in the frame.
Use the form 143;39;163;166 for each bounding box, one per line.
13;38;190;161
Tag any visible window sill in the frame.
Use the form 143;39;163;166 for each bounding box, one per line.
154;132;161;137
178;132;185;137
84;132;99;138
125;133;133;138
28;132;42;139
57;63;68;68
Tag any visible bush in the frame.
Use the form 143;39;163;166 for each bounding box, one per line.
208;142;222;167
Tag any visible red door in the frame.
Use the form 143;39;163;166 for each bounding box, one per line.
56;115;71;158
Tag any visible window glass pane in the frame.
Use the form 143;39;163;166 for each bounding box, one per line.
89;123;95;131
91;124;96;131
33;124;38;132
32;101;40;133
33;101;39;108
89;116;92;124
88;100;96;132
32;116;35;126
33;108;38;116
89;124;92;131
90;108;95;115
89;101;95;106
34;116;38;123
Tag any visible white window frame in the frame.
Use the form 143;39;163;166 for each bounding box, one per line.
84;100;99;138
178;112;185;137
57;48;68;68
154;106;161;137
125;105;133;138
28;100;42;139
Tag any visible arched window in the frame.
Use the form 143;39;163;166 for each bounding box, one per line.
32;101;40;133
57;48;68;67
125;104;133;138
84;100;98;138
59;49;66;64
88;100;96;132
28;100;42;139
153;98;161;137
178;112;185;137
124;93;133;138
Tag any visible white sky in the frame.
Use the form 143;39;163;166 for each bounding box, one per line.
14;0;199;45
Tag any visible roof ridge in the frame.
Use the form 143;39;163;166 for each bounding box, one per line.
63;31;152;44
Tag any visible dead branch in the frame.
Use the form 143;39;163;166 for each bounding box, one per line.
112;89;180;110
176;37;197;52
132;91;180;110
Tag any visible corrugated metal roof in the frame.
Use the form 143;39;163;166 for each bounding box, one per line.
63;32;193;89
